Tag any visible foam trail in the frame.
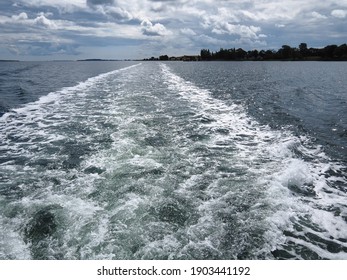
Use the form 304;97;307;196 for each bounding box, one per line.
0;61;346;260
160;63;347;259
0;63;142;259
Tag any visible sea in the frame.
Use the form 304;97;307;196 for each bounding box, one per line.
0;61;346;260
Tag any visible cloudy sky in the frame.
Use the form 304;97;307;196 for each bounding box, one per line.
0;0;346;60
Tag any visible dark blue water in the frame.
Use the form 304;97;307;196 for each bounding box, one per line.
166;62;347;161
0;61;138;116
0;61;346;259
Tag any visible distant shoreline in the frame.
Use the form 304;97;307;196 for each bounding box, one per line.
147;43;347;62
77;59;124;61
2;42;347;63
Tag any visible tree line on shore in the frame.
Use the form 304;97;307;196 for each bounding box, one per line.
200;43;347;61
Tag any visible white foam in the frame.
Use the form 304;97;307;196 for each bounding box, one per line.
1;61;345;260
0;210;31;259
160;63;347;259
0;63;143;259
0;63;141;122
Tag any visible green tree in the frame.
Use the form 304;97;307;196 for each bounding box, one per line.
334;44;347;58
200;49;212;60
322;45;337;58
299;43;308;58
159;55;169;61
278;45;294;59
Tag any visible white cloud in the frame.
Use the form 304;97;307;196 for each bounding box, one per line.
195;34;228;46
331;9;347;18
105;6;133;21
90;22;143;39
200;7;264;43
2;0;347;59
11;12;28;21
311;11;328;20
180;28;196;36
34;13;57;29
212;22;262;40
2;12;58;29
17;0;87;13
140;19;172;36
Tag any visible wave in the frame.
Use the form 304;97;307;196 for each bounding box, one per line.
0;63;142;259
160;63;347;259
0;61;346;260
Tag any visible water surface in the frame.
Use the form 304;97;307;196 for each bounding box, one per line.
0;61;346;259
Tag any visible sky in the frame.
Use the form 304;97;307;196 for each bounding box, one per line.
0;0;346;60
